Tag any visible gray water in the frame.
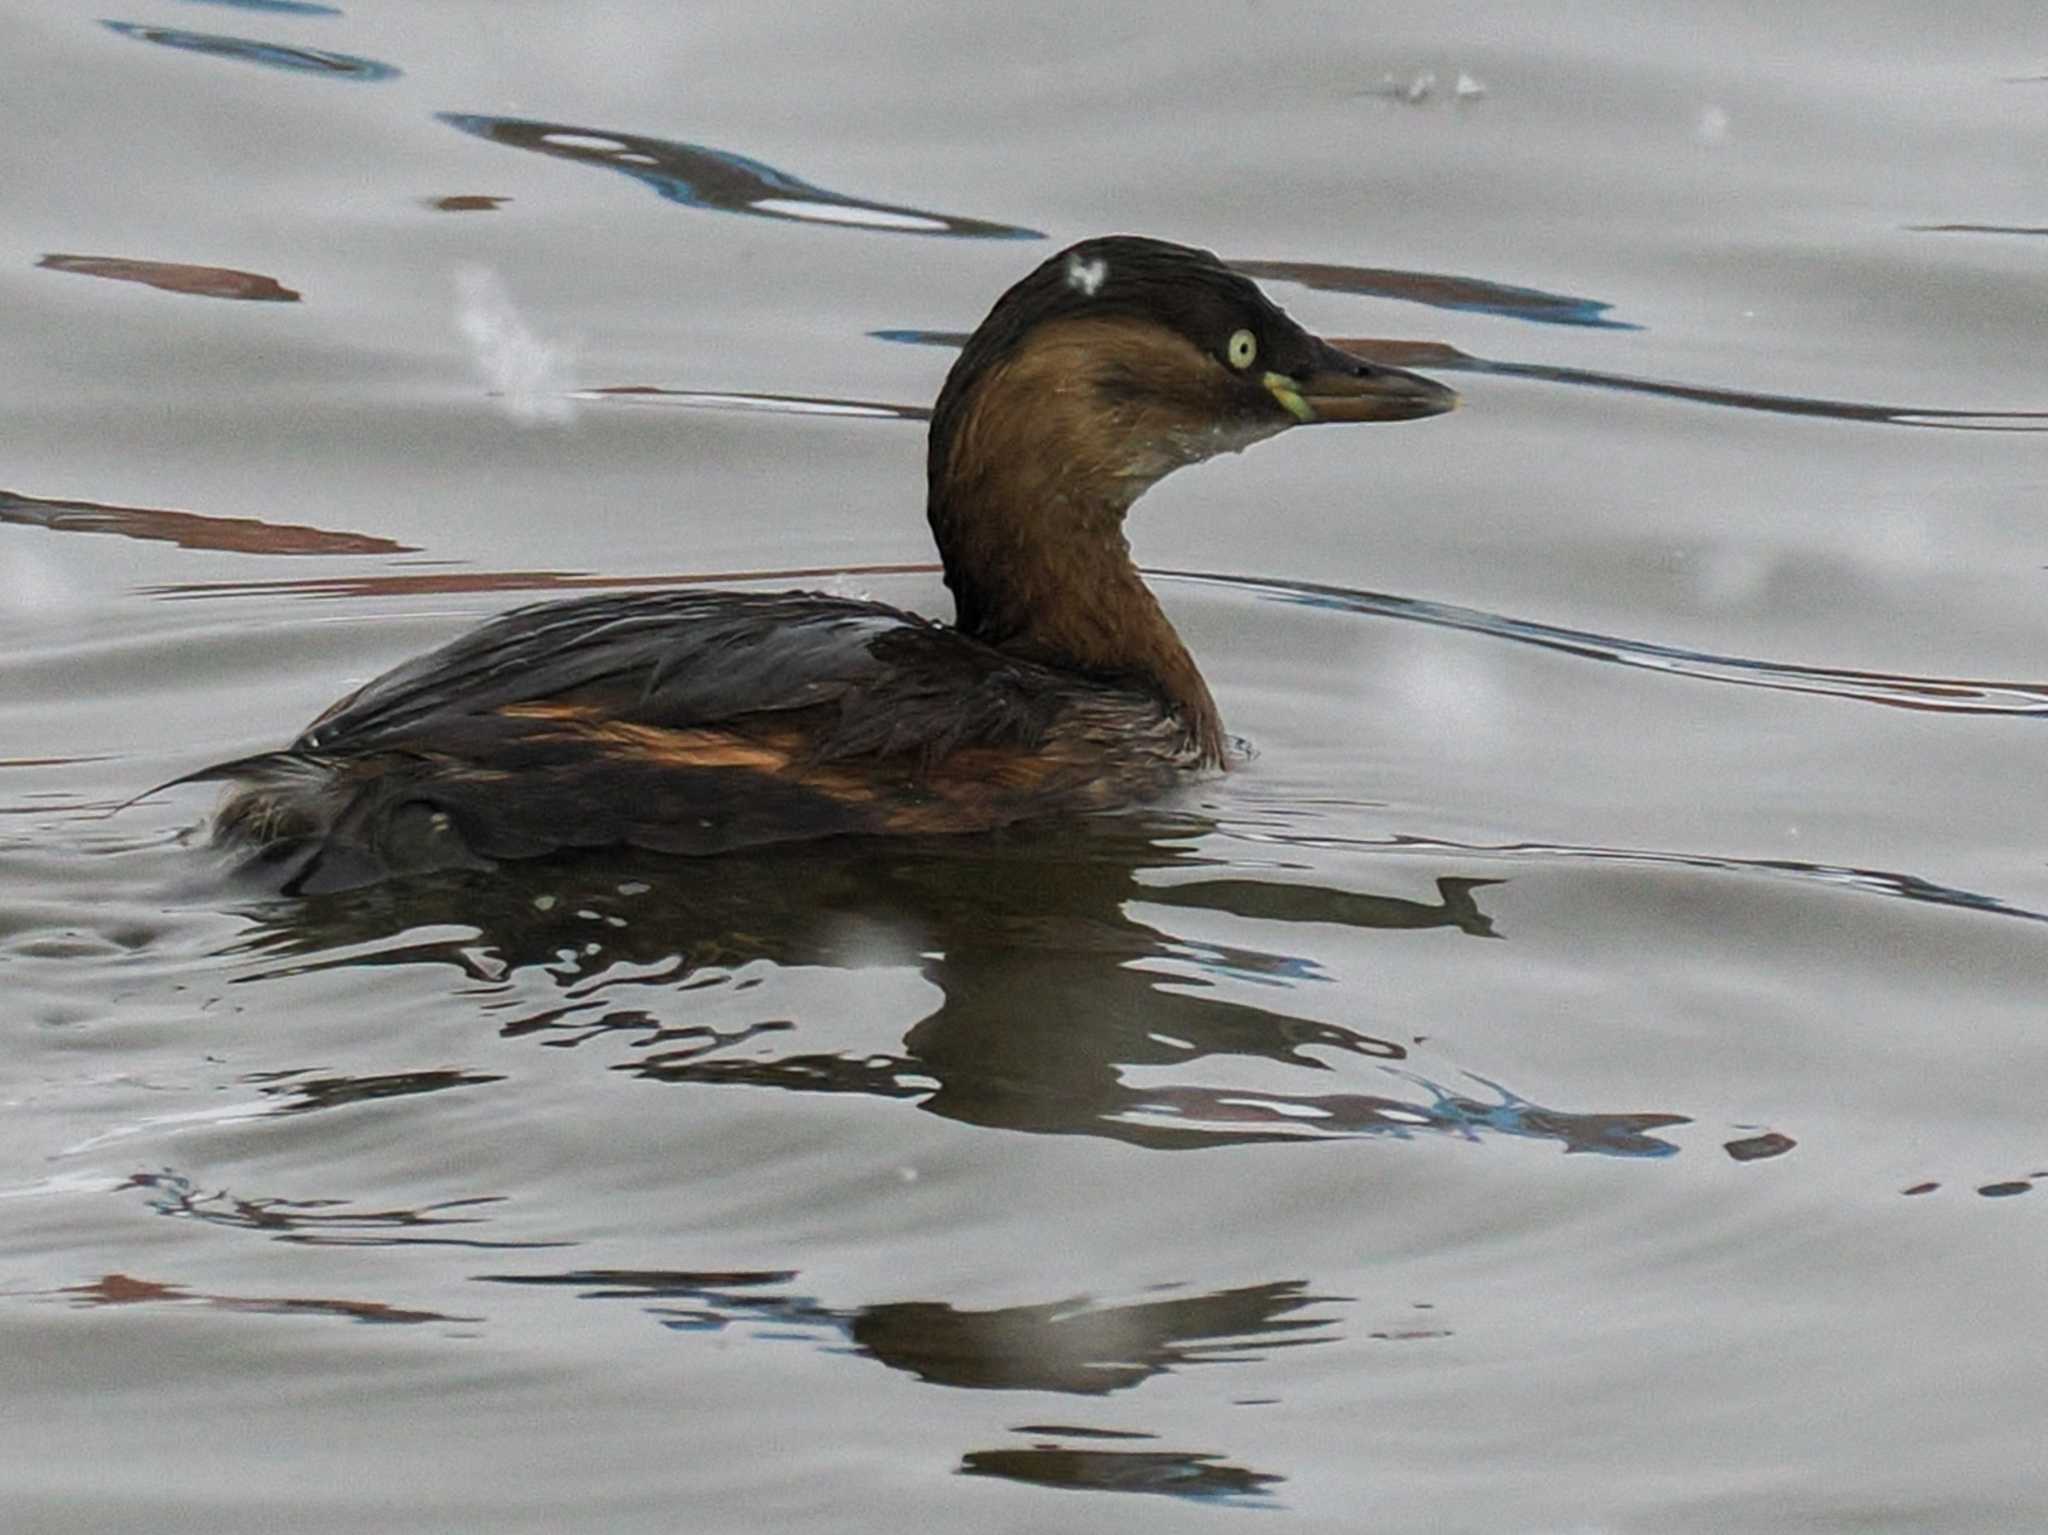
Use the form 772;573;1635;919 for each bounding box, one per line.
4;3;2046;1530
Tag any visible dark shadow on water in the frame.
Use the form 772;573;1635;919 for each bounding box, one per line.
478;1265;1305;1503
475;1269;1340;1395
436;114;1040;240
959;1444;1282;1505
125;1169;565;1250
101;20;399;80
1167;874;1501;937
222;816;1688;1157
254;1066;504;1113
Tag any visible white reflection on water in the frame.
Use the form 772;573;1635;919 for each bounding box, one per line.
454;267;578;425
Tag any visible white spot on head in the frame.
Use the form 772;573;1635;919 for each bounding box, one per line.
1066;253;1108;297
1696;104;1730;144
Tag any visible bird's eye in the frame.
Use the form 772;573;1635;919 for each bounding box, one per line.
1225;329;1258;370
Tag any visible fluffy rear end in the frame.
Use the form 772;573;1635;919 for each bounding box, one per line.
206;751;488;893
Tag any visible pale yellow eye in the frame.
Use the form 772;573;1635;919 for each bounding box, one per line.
1226;329;1258;370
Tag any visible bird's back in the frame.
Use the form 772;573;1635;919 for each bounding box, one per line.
206;588;1191;891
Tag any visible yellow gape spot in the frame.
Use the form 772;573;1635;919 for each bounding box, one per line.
1263;371;1315;423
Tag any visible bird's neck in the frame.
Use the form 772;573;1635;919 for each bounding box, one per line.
927;434;1223;767
925;316;1234;765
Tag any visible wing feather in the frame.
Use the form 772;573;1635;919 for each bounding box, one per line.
298;589;1099;762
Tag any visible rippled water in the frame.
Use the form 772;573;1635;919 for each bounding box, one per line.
5;3;2046;1530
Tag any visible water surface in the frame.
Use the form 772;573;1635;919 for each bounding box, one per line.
4;3;2046;1531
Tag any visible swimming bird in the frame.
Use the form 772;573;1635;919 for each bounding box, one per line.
199;236;1456;890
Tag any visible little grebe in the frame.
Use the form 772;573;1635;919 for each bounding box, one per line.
202;236;1455;889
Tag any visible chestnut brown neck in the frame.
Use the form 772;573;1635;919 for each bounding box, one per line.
926;317;1227;765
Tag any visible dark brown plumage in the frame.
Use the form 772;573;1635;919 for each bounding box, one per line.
196;236;1455;890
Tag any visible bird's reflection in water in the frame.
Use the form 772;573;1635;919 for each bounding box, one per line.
478;1266;1311;1503
478;1269;1338;1394
959;1443;1282;1505
232;814;1687;1156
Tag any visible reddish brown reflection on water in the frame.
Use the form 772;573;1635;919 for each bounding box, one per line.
1;489;413;556
60;1272;472;1326
38;253;300;302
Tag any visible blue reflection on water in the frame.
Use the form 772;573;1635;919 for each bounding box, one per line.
1232;257;1640;329
176;0;343;15
437;113;1041;239
101;20;399;79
